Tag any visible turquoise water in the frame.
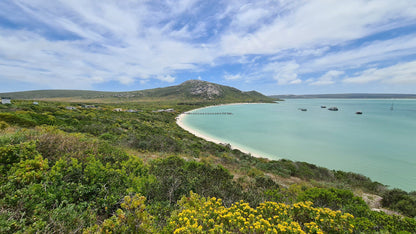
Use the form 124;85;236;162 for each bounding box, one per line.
182;99;416;191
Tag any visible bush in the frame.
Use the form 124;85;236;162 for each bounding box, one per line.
0;141;40;174
0;121;9;130
297;187;368;216
144;156;243;206
0;128;150;233
166;192;355;233
84;194;154;233
382;189;416;217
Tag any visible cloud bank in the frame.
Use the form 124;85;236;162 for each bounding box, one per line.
0;0;415;93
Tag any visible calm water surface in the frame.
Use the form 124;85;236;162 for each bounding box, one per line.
182;99;416;191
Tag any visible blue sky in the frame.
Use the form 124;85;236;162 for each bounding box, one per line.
1;0;416;95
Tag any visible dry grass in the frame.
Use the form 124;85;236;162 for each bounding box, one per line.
26;127;99;163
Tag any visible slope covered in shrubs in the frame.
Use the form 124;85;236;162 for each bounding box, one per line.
1;100;415;233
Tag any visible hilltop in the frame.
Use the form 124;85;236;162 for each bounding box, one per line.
1;80;276;103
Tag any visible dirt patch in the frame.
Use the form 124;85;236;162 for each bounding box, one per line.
361;192;402;216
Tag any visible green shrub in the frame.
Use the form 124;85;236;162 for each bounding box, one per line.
0;121;9;130
0;112;36;127
83;194;154;233
382;189;416;217
0;141;40;174
144;156;243;206
297;187;369;217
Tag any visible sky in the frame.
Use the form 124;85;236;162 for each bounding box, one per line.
1;0;416;95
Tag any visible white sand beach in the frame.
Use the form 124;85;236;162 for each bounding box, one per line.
176;103;268;159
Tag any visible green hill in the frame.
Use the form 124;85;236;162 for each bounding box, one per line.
1;80;276;103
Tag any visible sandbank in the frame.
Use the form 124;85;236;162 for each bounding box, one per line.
176;103;272;159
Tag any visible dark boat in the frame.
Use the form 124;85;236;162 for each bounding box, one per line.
321;106;326;108
356;111;363;115
298;108;307;111
328;107;338;111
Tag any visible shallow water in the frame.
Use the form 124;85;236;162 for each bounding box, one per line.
182;99;416;191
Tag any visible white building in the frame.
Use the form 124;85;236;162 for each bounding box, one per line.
152;108;175;113
1;97;11;104
126;109;139;113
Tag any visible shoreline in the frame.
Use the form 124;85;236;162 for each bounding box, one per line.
176;103;271;159
176;101;416;192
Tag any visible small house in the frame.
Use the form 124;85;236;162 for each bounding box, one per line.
152;108;175;113
65;106;77;110
82;104;96;108
126;109;139;113
33;102;39;105
1;97;11;104
113;108;123;112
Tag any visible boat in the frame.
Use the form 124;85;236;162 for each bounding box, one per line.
328;107;339;111
298;108;307;111
356;111;363;115
321;106;326;108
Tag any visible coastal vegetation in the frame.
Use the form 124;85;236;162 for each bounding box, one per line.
1;93;415;232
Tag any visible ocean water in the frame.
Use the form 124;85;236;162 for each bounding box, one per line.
182;99;416;191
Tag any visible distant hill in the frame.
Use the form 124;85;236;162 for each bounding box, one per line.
270;93;416;99
1;80;276;103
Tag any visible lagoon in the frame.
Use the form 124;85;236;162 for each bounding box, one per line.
181;99;416;191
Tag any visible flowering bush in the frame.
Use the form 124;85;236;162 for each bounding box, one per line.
83;194;154;233
166;192;355;233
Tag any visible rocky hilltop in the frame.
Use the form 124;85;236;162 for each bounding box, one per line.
186;80;222;99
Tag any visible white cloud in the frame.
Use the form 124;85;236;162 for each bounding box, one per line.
165;0;199;15
303;34;416;73
91;76;105;83
310;70;344;86
158;75;176;83
0;1;217;89
220;0;416;55
1;0;415;93
343;61;416;84
118;76;135;85
224;73;241;81
230;4;271;30
263;61;302;85
289;79;302;85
